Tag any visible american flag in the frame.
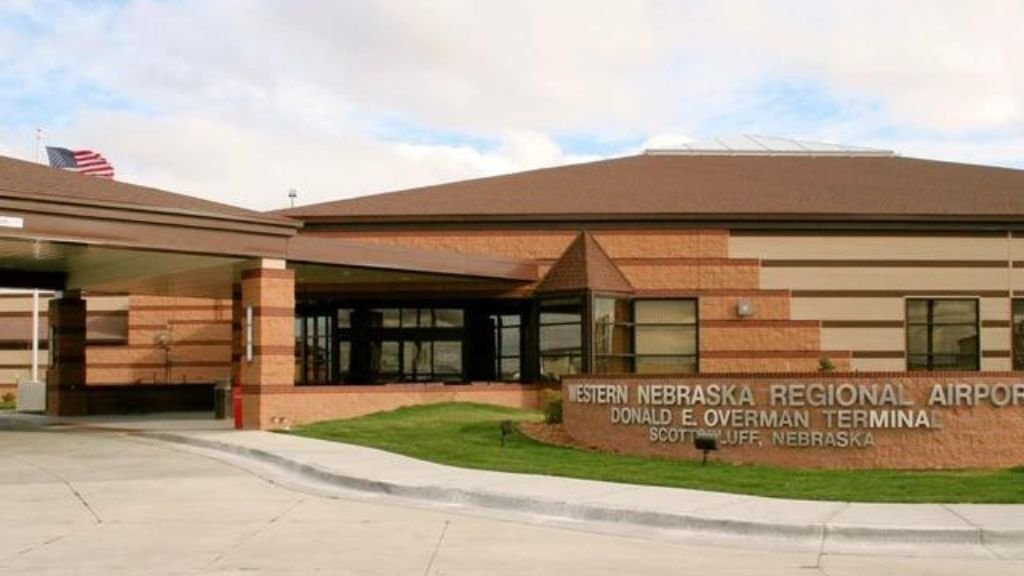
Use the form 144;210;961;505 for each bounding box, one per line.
45;147;115;178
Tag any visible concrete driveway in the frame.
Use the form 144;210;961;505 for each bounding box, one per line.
1;427;1022;575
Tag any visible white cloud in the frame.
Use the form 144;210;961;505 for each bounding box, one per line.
3;0;1024;211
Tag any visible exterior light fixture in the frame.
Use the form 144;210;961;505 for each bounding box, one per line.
694;432;718;465
245;305;254;362
499;420;514;447
736;299;755;318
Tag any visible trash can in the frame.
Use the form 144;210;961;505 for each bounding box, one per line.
213;380;231;419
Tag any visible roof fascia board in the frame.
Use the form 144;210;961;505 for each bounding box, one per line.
0;196;298;237
287;235;537;282
0;187;300;231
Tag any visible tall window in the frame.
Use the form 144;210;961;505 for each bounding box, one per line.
594;297;633;373
1012;300;1024;370
492;314;522;381
295;312;333;385
593;298;698;374
907;299;979;371
341;307;463;383
539;298;583;381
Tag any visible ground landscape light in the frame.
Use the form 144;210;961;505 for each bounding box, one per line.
694;432;719;465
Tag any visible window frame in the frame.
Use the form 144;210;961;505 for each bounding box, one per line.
1011;299;1024;371
592;296;699;375
905;297;980;372
537;297;585;382
632;298;700;375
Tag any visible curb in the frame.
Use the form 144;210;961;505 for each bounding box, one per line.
141;431;1019;555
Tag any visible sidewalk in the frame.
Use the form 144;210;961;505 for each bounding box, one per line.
149;428;1024;559
5;411;1024;558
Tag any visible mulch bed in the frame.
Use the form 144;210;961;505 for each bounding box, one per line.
517;421;601;452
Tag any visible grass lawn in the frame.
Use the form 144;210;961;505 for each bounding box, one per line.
0;399;14;410
290;402;1024;503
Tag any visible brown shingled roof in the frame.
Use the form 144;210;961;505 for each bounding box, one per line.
536;232;633;294
0;154;291;225
279;154;1024;223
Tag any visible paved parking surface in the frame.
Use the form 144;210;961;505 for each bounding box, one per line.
1;428;1023;575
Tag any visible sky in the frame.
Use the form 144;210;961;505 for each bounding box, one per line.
1;0;1023;211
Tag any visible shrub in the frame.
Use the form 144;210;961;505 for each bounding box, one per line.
818;357;836;373
543;390;563;424
1;392;14;403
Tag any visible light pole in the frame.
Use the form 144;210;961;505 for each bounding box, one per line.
288;189;297;208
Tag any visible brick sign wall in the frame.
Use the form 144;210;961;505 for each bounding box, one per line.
562;374;1024;469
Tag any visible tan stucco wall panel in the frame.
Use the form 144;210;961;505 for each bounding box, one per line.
760;267;1010;291
821;327;904;352
730;235;1009;260
791;297;904;321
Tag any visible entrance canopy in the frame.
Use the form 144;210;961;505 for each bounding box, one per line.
0;155;537;295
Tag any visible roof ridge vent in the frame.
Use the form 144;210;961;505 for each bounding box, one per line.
644;135;897;157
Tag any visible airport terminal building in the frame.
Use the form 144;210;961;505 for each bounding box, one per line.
3;141;1024;436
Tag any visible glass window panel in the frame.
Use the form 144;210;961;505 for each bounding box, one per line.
434;309;464;327
500;327;520;356
907;354;930;371
906;325;930;355
1014;300;1024;370
1014;300;1024;326
378;341;400;374
433;341;462;375
540;324;582;353
932;354;956;369
613;299;633;323
337;309;352;328
906;300;929;324
930;325;978;355
931;300;978;324
403;341;431;377
500;314;521;328
906;298;979;372
635;300;696;324
636;356;698;374
594;298;617;325
401;308;419;327
956;354;980;370
595;355;631;374
500;358;521;381
540;354;582;381
593;324;632;356
372;309;401;328
338;341;351;379
635;326;696;355
541;311;582;324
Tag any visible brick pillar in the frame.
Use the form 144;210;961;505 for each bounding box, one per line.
231;283;242;387
46;291;87;416
238;261;295;429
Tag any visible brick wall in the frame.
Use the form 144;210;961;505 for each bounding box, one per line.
563;374;1024;469
250;383;542;428
315;228;841;373
0;293;232;391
